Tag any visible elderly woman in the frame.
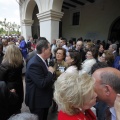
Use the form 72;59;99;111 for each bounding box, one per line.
53;48;68;80
54;73;97;120
49;48;68;80
79;47;97;75
52;49;81;112
84;42;94;53
50;47;68;112
99;50;114;67
0;44;24;115
8;112;38;120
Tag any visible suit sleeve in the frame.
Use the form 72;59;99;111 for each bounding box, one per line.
27;63;54;89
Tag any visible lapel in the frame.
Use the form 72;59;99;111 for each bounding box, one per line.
35;55;48;73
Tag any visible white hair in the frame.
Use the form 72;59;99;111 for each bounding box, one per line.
112;44;117;50
54;72;95;115
8;112;38;120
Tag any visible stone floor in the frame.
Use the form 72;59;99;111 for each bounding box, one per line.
21;77;58;120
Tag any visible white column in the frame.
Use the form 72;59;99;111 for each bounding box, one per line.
37;10;63;43
21;19;34;41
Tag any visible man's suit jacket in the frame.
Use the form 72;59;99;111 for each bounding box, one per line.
113;51;119;59
73;48;86;62
25;55;54;110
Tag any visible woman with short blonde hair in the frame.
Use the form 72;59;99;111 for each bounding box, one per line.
54;73;97;120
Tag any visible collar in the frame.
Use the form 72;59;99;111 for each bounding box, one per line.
37;54;48;69
75;48;80;52
110;107;116;119
113;50;116;53
37;54;46;63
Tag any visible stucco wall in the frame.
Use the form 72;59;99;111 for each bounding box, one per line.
62;0;120;41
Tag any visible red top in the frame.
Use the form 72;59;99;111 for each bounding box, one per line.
58;109;96;120
31;43;36;50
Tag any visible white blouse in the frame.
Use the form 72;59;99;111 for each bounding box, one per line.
65;65;78;73
79;58;96;75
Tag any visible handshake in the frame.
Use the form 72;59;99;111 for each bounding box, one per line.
48;60;55;74
48;66;55;74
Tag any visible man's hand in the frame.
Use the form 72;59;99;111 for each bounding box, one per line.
114;94;120;120
48;66;55;74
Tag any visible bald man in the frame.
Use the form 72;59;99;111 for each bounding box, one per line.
75;41;85;62
92;67;120;120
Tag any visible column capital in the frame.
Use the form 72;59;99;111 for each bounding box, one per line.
21;19;34;26
37;10;64;22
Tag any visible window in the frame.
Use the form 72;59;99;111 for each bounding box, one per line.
72;12;80;25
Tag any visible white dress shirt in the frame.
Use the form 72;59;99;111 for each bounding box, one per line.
110;107;116;120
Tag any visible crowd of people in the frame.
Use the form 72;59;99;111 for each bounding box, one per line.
0;36;120;120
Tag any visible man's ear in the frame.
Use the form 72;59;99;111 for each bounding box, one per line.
42;48;45;53
104;85;112;96
71;58;75;63
72;58;74;62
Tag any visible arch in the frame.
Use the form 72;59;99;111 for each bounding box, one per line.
22;0;64;20
23;0;40;20
108;16;120;42
52;0;64;12
32;5;40;38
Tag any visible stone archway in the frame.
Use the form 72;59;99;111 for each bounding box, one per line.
108;16;120;43
23;0;40;20
32;5;39;39
21;0;64;42
21;0;40;40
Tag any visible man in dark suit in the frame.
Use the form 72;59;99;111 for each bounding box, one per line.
109;44;119;59
25;39;55;120
74;41;86;62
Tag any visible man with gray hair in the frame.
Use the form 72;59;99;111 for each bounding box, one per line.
93;67;120;120
60;38;68;53
75;40;85;62
8;112;38;120
109;44;118;58
25;39;55;120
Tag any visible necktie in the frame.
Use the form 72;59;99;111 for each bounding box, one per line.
44;62;48;69
105;107;111;120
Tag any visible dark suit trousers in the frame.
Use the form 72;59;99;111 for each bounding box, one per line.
30;108;49;120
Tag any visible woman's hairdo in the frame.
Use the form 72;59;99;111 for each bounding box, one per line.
54;72;94;115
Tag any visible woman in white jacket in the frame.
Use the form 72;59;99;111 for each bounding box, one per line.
79;47;98;75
